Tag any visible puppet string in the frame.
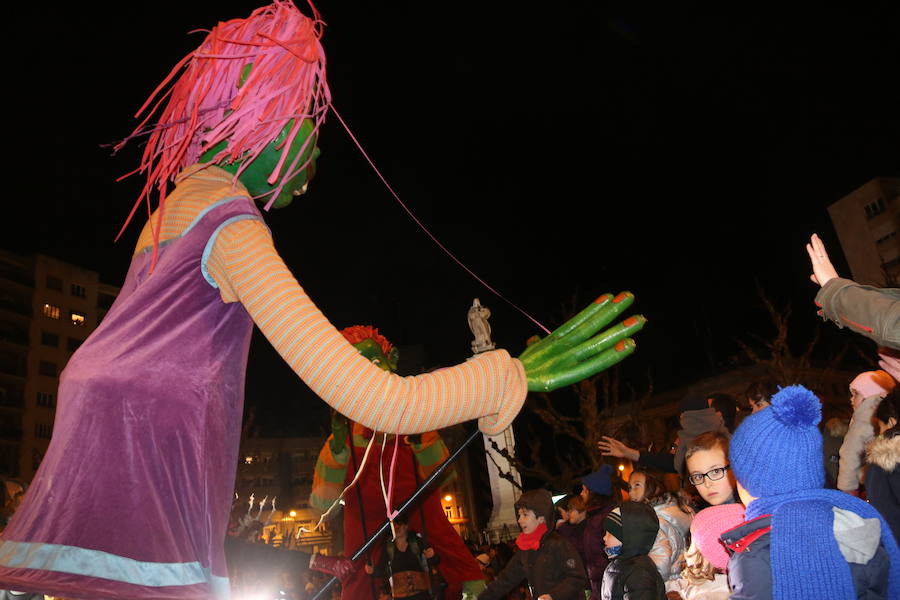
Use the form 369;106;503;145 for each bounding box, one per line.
330;104;551;336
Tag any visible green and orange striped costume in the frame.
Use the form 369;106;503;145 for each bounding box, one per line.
136;164;528;437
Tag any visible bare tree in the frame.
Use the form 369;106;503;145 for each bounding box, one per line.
734;284;858;384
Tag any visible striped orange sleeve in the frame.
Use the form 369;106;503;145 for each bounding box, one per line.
205;218;527;435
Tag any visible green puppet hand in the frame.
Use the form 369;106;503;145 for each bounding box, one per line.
518;292;646;392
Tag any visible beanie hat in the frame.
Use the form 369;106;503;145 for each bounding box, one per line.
690;503;745;571
514;489;556;532
729;384;824;497
581;465;613;496
603;507;623;542
850;370;895;399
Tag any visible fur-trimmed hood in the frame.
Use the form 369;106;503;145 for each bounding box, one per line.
866;434;900;472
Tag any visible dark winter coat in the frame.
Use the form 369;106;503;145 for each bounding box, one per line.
477;531;587;600
866;432;900;546
721;512;893;600
600;502;666;600
479;489;588;600
719;515;772;600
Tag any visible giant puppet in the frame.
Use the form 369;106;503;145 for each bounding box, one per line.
311;326;487;600
0;2;644;599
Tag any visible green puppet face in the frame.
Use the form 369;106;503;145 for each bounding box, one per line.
199;118;320;209
198;64;320;209
352;338;400;372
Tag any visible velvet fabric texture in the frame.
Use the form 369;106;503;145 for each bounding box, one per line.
0;198;262;599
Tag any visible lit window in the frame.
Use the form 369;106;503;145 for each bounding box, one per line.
244;456;255;465
70;311;86;326
43;304;61;320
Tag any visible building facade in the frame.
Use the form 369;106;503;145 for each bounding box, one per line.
234;435;332;553
828;177;900;286
0;250;119;482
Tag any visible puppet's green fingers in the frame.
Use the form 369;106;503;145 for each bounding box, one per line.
527;339;637;392
529;315;646;374
520;292;634;369
519;293;613;362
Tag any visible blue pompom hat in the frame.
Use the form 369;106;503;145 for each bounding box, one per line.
729;384;825;497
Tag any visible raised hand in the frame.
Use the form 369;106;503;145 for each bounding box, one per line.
806;233;839;287
597;435;640;462
519;292;646;392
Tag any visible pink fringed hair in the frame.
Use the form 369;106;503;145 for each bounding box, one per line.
115;0;330;265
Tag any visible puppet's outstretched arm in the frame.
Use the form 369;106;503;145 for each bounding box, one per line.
206;219;644;433
206;218;526;435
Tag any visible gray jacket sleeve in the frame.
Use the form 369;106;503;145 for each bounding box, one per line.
837;395;879;491
815;278;900;350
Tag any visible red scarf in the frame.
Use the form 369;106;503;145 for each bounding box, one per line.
516;522;548;550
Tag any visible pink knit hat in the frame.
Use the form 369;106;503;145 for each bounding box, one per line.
850;370;896;399
690;503;746;571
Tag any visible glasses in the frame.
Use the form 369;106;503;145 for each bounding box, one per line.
688;464;731;486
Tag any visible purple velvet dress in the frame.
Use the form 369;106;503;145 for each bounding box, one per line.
0;196;264;599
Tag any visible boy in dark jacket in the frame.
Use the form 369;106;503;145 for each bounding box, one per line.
478;489;587;600
600;502;666;600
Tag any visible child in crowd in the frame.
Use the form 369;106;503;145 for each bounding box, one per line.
664;503;744;600
577;466;619;598
838;370;895;495
867;393;900;545
822;416;849;489
555;494;599;598
627;469;693;581
601;502;666;600
684;432;738;508
721;385;900;600
477;489;587;600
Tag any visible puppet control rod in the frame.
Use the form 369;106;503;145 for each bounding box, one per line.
311;428;482;600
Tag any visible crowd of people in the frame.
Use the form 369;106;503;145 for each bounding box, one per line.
461;377;898;600
439;234;898;600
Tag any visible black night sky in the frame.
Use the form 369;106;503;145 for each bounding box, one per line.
7;3;899;436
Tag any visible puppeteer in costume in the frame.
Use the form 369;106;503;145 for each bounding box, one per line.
312;326;486;599
0;2;644;599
